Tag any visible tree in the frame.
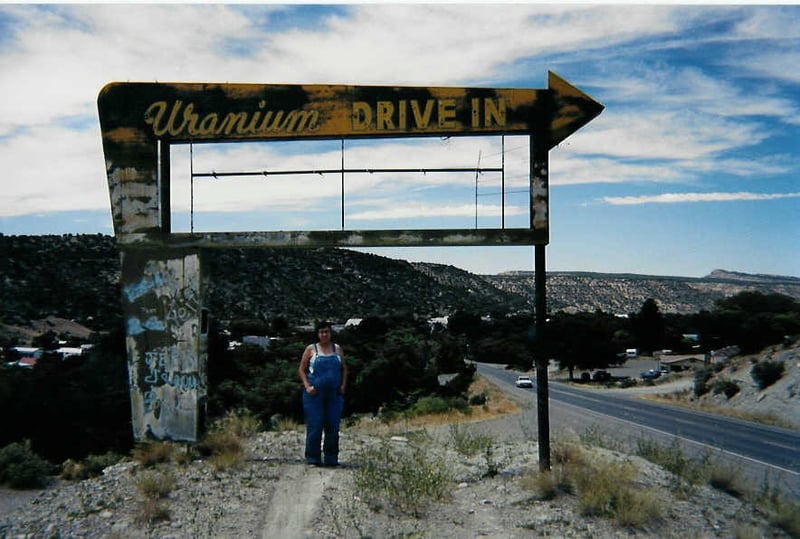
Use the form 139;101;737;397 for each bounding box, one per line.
712;292;800;353
546;312;618;380
632;299;664;354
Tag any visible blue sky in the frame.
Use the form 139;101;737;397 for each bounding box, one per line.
0;3;798;278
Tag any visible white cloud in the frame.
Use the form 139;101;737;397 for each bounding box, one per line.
347;202;526;221
0;3;798;223
0;124;108;216
603;192;800;205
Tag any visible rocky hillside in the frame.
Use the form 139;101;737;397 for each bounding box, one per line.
2;235;799;336
485;270;800;315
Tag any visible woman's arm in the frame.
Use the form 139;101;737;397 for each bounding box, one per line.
337;344;347;394
298;345;315;394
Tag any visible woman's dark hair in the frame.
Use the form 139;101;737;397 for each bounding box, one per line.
316;321;332;332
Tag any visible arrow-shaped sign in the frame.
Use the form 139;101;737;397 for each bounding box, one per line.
545;71;604;147
98;72;602;148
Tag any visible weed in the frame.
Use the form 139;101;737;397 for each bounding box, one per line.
579;425;623;452
769;500;800;538
271;414;301;432
135;469;175;500
61;451;123;480
708;462;744;498
612;485;663;528
572;458;663;527
214;408;261;438
635;437;708;495
136;498;171;525
352;439;453;517
448;423;492;457
133;441;175;468
196;409;259;470
574;459;636;516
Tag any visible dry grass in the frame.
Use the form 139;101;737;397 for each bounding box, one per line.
134;469;175;525
196;409;259;470
520;441;663;529
134;469;175;500
574;458;663;527
352;375;519;435
642;394;792;429
133;441;176;468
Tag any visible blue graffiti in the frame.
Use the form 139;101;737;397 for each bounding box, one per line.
127;316;166;335
124;273;166;302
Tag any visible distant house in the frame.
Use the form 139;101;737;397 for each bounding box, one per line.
710;346;740;364
428;316;449;329
11;346;42;359
659;354;705;372
17;357;38;368
242;335;271;350
345;318;363;328
56;347;85;360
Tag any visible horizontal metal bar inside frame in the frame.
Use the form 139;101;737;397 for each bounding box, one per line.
192;167;504;179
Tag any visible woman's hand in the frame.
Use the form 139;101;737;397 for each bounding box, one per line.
305;385;317;395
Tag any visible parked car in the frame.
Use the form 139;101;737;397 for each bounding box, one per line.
515;375;533;388
641;369;661;380
592;370;611;382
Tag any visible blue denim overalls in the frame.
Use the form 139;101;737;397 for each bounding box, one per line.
303;343;344;465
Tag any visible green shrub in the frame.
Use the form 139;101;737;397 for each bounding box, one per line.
0;440;51;489
468;392;488;406
712;379;741;399
407;395;469;417
694;367;713;397
751;360;785;391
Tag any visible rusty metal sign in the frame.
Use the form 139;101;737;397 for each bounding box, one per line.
99;72;601;145
97;71;602;442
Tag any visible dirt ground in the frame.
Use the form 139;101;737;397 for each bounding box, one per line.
2;368;797;538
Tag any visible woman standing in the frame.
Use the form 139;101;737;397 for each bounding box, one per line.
298;321;347;466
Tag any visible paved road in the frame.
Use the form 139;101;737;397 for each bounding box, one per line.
477;362;800;499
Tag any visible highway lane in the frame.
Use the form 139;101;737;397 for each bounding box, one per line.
477;363;800;496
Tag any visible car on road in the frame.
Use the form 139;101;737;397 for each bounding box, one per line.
515;375;533;388
592;370;611;382
641;369;661;380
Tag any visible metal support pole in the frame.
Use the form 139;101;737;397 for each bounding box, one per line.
535;243;550;472
189;142;194;234
530;106;552;471
341;139;345;229
159;140;171;235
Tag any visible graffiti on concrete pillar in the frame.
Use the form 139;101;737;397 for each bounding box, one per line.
123;252;206;441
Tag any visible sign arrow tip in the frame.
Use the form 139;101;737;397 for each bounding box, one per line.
547;70;604;148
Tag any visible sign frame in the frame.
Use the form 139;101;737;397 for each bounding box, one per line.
98;71;603;443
